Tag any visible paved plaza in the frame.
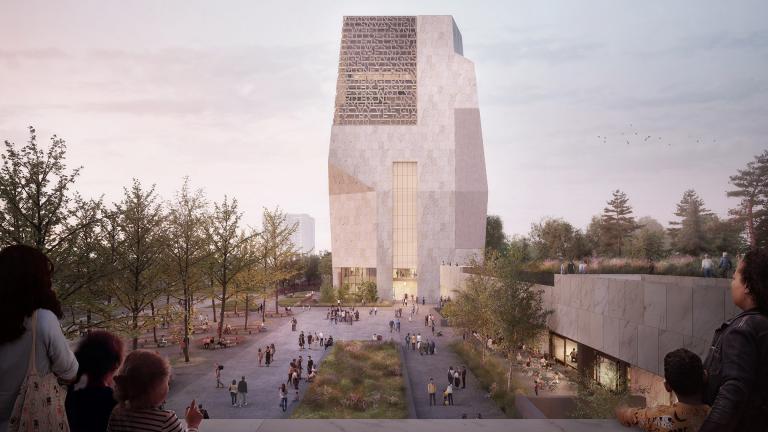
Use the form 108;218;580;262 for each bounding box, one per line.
163;304;504;419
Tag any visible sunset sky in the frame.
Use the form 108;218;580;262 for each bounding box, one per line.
1;1;766;251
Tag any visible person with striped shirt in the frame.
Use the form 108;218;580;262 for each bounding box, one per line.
107;350;203;432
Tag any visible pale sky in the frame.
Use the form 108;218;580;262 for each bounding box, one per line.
1;1;766;251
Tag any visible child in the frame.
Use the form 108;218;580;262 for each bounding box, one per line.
615;348;710;432
108;350;202;431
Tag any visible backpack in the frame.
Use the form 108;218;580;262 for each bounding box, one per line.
8;311;70;432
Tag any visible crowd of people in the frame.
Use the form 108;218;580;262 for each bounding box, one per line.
0;244;766;431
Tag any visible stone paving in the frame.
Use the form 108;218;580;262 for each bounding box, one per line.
163;304;504;419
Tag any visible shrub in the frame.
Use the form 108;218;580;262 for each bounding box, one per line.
320;280;336;303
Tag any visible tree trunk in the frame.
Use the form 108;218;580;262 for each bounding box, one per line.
132;312;139;350
262;298;266;323
274;283;279;312
217;282;227;339
244;294;249;329
183;286;190;363
507;357;513;392
150;302;158;344
748;201;756;249
211;283;216;322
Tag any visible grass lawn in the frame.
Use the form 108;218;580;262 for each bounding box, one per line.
291;341;408;419
450;341;522;418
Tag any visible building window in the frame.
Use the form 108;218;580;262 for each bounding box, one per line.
340;267;376;293
393;161;417;299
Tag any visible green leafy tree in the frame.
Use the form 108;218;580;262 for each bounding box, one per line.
668;189;713;255
207;196;255;338
628;217;666;260
111;180;167;350
491;254;552;391
165;177;209;361
304;254;321;284
358;280;378;304
485;215;507;256
0;126;104;304
727;150;768;249
259;207;301;313
704;216;745;255
337;283;350;304
529;217;575;259
319;279;336;303
600;190;638;256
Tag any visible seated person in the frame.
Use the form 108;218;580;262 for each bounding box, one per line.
616;348;710;432
306;367;317;382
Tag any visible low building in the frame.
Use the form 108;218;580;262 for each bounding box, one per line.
440;267;737;407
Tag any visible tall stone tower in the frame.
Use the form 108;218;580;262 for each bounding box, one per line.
328;16;487;302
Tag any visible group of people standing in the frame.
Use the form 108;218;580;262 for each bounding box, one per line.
426;366;467;407
256;344;277;367
326;306;359;324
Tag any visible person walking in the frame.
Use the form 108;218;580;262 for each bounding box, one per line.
701;254;714;277
237;376;248;407
396;319;401;332
307;332;313;348
265;346;272;367
461;366;467;389
411;334;416;351
453;369;461;389
389;320;394;332
291;370;300;400
228;380;238;406
448;366;454;385
446;383;454;406
258;348;264;367
428;378;437;406
215;363;224;388
279;384;288;412
299;331;305;350
719;252;733;278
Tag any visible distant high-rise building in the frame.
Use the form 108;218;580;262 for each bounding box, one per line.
328;16;488;302
285;214;315;254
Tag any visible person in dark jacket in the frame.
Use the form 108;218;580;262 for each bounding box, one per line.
700;248;768;432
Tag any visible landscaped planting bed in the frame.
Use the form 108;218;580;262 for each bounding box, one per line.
291;340;408;419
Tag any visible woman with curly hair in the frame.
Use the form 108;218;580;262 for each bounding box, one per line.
700;248;768;432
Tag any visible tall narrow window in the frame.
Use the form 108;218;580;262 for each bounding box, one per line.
393;162;417;299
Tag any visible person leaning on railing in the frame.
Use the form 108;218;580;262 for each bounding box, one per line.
699;248;768;432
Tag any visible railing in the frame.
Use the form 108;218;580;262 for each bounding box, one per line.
195;419;626;431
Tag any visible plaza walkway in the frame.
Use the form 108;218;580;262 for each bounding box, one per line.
163;305;504;419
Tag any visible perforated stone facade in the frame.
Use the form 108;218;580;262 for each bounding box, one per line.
329;16;488;301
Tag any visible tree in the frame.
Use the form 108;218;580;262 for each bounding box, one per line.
704;216;745;255
628;217;666;260
358;280;378;304
727;151;768;249
0;126;103;303
491;253;552;391
529;217;575;260
166;177;209;362
668;189;713;255
111;180;167;350
442;256;497;363
601;190;638;256
585;215;606;255
259;207;301;313
304;254;321;285
485;215;507;255
207;196;255;339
